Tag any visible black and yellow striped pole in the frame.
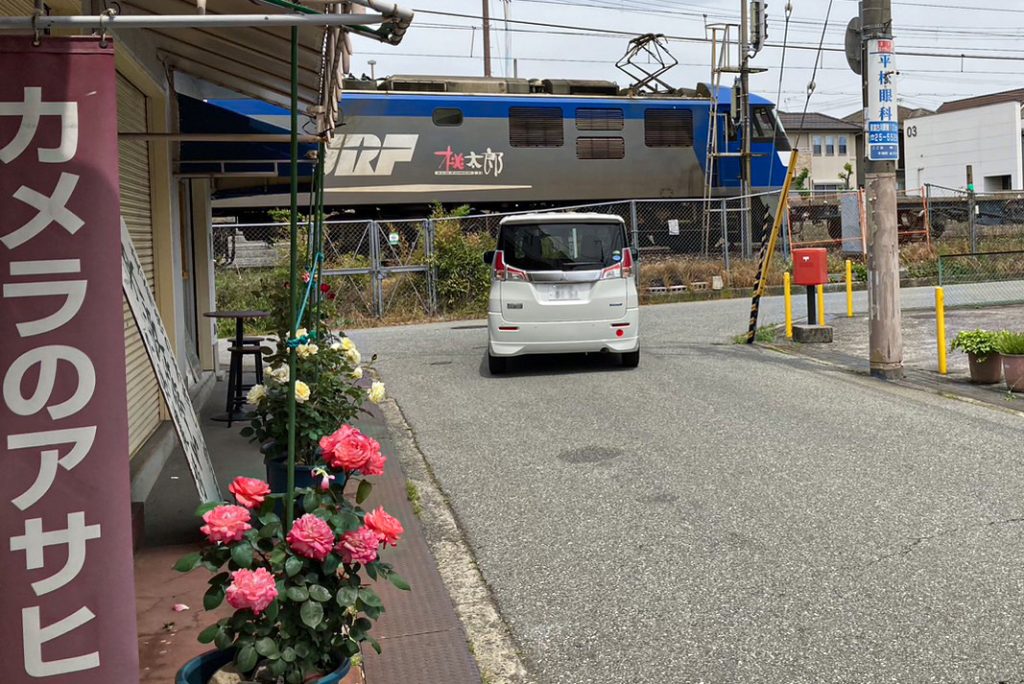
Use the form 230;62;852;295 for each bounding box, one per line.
745;150;800;344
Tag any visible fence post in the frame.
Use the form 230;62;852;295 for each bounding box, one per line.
720;198;730;271
369;220;383;318
967;166;978;253
425;219;437;315
629;200;640;283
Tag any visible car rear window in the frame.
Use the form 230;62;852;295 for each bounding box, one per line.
498;222;626;271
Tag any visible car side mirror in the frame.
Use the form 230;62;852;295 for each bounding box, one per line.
483;250;495;265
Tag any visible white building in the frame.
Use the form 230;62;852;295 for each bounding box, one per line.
904;92;1024;193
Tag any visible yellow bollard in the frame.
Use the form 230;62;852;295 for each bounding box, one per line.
784;272;793;339
845;259;854;318
936;287;947;375
816;284;825;326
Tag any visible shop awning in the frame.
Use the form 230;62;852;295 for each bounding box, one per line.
114;0;413;135
176;94;318;177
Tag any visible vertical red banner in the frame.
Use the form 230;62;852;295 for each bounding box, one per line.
0;37;139;682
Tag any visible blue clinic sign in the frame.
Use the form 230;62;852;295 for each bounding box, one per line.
865;38;899;162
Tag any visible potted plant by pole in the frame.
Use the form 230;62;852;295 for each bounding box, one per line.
174;424;409;684
996;331;1024;392
244;334;387;492
950;329;1002;384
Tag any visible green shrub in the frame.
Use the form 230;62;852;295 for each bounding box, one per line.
430;204;495;314
950;329;999;361
995;331;1024;356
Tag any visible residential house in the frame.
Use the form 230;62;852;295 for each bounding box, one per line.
778;112;860;192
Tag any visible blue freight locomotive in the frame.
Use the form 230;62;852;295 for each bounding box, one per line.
209;75;792;220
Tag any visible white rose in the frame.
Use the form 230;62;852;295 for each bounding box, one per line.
297;343;319;359
330;342;343;351
268;365;289;384
345;348;362;367
247;384;267;405
368;381;386;404
294;380;310;404
350;366;363;380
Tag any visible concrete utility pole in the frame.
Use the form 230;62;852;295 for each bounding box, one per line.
861;0;904;378
482;0;492;77
739;0;753;254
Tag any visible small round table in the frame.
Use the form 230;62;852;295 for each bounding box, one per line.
203;310;270;423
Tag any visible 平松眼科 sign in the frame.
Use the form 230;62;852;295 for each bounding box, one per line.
865;38;900;162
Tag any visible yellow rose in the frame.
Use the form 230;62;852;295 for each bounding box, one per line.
297;343;319;359
294;380;311;404
267;365;289;384
247;384;267;405
368;381;385;404
341;337;356;352
350;367;363;380
296;327;308;338
345;348;362;367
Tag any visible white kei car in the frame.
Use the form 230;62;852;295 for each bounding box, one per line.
484;213;640;374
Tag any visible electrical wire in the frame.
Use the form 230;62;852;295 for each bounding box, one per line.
795;0;836;150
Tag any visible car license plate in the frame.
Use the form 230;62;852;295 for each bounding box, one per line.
547;284;581;301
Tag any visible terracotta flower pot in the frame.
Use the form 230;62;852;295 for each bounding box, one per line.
1002;354;1024;392
968;352;1003;384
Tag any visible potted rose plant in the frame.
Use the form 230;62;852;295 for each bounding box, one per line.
175;423;408;684
995;330;1024;392
950;329;1002;384
243;335;386;492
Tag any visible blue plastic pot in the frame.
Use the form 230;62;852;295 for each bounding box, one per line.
265;456;319;494
175;649;350;684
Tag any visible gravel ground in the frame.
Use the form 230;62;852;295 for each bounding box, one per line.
348;295;1024;684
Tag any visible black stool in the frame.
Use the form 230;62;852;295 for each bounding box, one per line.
225;343;264;427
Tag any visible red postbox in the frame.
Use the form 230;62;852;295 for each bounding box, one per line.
792;248;828;286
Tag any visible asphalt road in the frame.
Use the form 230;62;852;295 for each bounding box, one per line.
351;297;1024;683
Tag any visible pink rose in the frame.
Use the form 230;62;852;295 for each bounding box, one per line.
228;477;271;509
200;505;252;544
361;447;386;477
286;514;335;562
226;568;278;615
336;526;379;566
319;425;379;473
364;507;403;547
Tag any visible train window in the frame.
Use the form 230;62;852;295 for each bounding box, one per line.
576;137;625;160
751;107;775;142
644;109;693;147
509;107;564;147
576;108;624;131
432;108;463;126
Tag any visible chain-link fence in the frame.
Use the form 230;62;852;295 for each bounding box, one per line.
939;250;1024;308
925;185;1024;255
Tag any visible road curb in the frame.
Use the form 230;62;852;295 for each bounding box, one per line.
378;398;534;684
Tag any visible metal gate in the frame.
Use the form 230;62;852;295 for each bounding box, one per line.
320;219;436;319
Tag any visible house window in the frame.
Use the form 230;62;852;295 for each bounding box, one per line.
644;109;694;147
576;108;624;131
825;136;835;156
432;108;463;126
812;135;822;156
576;137;625;160
838;135;848;155
509;107;564;147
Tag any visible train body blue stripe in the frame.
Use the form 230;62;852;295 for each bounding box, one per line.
209;90;774;120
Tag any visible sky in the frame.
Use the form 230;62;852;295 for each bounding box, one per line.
349;0;1024;118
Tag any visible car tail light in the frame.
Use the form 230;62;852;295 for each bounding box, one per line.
493;250;528;282
601;248;633;279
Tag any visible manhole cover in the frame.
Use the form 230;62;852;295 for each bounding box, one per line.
557;446;624;464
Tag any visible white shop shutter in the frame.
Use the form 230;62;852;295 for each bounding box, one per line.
117;74;162;456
